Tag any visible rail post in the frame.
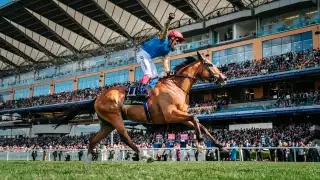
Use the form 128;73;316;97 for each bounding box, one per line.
294;146;297;162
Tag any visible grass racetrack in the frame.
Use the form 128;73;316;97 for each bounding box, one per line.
0;161;319;180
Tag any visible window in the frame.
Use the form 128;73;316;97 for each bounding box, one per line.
170;56;198;71
271;45;281;56
0;91;11;101
282;36;292;44
303;39;313;50
262;31;313;57
135;67;144;82
302;31;312;40
14;88;30;100
55;80;74;93
281;43;292;54
170;58;187;71
78;75;100;89
105;70;129;85
271;38;282;46
292;34;302;42
263;47;271;58
212;44;253;65
262;40;271;48
33;84;50;97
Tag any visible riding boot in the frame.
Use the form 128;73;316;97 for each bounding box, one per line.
137;82;149;98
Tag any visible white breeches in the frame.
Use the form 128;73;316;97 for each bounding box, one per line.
136;49;158;78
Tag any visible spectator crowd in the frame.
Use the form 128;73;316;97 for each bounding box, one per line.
0;122;319;162
1;50;319;111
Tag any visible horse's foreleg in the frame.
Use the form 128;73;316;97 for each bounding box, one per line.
169;109;202;140
182;121;223;149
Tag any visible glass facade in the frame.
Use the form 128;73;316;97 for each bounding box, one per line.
262;31;313;58
135;63;163;81
14;88;30;100
259;8;319;36
33;84;50;97
54;80;74;93
78;75;100;89
170;56;197;71
0;91;11;101
212;44;253;66
105;70;129;85
0;0;13;7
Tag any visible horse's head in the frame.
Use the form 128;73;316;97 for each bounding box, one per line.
195;51;227;86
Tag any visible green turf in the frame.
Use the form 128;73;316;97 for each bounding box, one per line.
0;161;319;180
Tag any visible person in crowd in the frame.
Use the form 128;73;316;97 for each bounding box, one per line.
243;139;251;161
78;150;83;161
53;150;57;161
58;151;62;161
256;142;263;161
31;149;37;161
276;141;284;162
231;141;237;161
269;141;276;162
297;141;306;162
194;140;206;161
65;152;71;161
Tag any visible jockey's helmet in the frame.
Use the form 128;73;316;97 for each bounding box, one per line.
168;30;185;42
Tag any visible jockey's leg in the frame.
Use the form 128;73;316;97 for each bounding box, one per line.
139;50;153;84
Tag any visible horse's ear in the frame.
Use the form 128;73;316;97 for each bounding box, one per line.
197;51;205;61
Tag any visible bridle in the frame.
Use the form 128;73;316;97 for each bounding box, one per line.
170;60;218;93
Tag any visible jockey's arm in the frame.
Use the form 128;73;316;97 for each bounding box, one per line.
159;13;175;40
161;54;170;74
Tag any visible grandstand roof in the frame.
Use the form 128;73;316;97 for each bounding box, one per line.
0;0;266;74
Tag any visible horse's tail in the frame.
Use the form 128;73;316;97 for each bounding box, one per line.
54;99;96;129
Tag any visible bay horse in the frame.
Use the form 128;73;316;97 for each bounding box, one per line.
63;51;227;162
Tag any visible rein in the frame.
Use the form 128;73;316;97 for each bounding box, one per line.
168;61;216;93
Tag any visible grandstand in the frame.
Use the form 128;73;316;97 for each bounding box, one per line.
0;0;319;158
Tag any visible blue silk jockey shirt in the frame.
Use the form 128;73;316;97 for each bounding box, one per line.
141;36;171;58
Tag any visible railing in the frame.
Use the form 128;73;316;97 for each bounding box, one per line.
1;147;319;162
258;16;320;37
171;39;210;56
189;98;320;115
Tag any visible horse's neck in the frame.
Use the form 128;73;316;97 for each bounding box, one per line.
172;63;200;93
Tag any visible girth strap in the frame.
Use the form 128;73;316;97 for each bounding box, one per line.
143;102;152;123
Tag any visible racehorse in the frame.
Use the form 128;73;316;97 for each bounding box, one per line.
62;51;227;162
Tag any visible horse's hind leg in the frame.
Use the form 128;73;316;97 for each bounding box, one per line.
88;122;115;154
86;121;114;165
99;112;140;154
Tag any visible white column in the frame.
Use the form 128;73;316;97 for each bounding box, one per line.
233;23;237;40
110;131;114;146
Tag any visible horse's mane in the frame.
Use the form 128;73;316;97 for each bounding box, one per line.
173;56;197;73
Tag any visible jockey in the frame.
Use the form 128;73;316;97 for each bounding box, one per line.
136;13;184;96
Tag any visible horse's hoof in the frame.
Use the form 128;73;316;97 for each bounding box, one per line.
147;157;155;163
197;137;204;142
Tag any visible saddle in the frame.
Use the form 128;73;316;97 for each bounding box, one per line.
125;77;161;105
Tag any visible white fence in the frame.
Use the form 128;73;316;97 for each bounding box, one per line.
0;147;319;162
